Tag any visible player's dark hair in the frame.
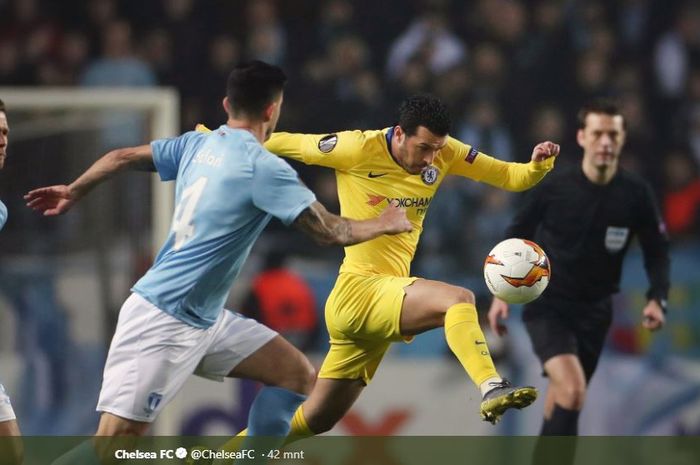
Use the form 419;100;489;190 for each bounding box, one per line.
398;94;451;137
577;99;625;129
226;60;287;117
0;98;5;113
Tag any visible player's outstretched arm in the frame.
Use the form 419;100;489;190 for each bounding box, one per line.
25;145;155;216
456;140;560;192
293;201;412;246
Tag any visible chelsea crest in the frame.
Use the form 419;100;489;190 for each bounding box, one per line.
421;165;439;185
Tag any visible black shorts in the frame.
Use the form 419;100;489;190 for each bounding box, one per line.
522;293;613;382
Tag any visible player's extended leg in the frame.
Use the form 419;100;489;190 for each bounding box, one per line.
400;279;537;423
227;338;389;445
216;335;316;455
225;378;366;448
0;419;23;465
291;378;365;438
227;335;315;436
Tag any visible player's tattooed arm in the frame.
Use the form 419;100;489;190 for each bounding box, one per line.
25;144;155;216
293;201;412;246
293;202;353;246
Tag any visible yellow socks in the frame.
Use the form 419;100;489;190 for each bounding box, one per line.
444;303;500;387
284;406;315;445
221;406;315;453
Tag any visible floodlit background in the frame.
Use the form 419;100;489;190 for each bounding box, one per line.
0;0;699;436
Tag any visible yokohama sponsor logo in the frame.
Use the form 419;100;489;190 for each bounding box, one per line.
365;194;432;208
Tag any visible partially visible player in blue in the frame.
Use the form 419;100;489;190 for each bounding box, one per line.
0;98;24;465
25;61;411;463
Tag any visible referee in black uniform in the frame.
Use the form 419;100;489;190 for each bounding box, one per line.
487;100;670;447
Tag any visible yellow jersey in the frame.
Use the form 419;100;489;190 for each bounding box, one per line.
264;129;555;277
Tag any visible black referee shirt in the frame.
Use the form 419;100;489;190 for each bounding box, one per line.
505;165;670;303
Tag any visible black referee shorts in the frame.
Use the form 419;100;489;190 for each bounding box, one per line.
522;293;613;382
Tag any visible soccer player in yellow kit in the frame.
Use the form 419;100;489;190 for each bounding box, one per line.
208;94;559;440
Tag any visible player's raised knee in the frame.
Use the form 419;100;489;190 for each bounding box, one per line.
449;287;475;307
278;355;316;395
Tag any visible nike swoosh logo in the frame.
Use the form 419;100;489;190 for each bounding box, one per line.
368;172;388;178
475;341;487;345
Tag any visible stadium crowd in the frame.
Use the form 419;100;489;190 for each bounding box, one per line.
1;0;699;272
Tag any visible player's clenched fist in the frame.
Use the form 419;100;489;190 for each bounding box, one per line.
530;141;560;162
379;203;413;234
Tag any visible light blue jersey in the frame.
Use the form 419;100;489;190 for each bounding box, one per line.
0;200;7;230
133;125;316;328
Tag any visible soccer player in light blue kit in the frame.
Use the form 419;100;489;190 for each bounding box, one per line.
26;61;411;463
1;98;24;465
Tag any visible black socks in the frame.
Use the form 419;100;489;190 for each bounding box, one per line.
532;405;580;465
541;404;580;436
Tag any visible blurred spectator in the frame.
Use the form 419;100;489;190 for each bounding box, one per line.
653;3;700;100
517;0;575;103
159;0;206;96
615;0;652;55
385;55;432;109
297;34;386;131
567;0;610;52
197;34;241;126
0;40;29;84
244;0;286;65
80;20;155;87
664;150;700;237
142;28;174;84
681;68;700;165
456;96;513;162
0;0;62;84
432;63;470;116
83;0;119;56
470;42;508;102
242;249;320;352
36;31;89;86
570;50;613;110
526;104;568;164
318;0;356;46
484;0;527;48
386;3;466;80
80;19;156;149
618;91;660;190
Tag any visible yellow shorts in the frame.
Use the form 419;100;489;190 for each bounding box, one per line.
318;272;418;385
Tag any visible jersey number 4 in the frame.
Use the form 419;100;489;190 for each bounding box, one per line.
172;176;208;250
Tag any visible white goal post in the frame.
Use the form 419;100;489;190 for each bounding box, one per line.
0;87;179;251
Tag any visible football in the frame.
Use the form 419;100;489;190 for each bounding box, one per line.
483;238;551;304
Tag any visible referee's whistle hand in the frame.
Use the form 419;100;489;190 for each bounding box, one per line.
642;301;665;331
488;297;510;337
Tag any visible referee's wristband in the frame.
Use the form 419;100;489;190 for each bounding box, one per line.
653;298;668;314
